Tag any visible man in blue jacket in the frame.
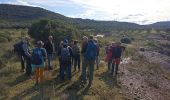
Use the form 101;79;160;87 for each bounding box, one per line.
82;36;97;86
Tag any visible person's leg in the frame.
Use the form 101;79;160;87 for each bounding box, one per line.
60;61;65;80
74;55;77;71
20;55;25;71
89;60;95;85
78;54;80;71
47;54;53;70
96;56;99;69
67;62;72;80
82;58;88;82
35;68;39;84
59;58;62;76
72;56;74;66
111;60;115;75
115;64;119;75
108;60;111;71
26;56;32;76
39;67;44;83
115;58;120;76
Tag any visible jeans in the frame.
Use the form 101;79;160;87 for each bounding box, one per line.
47;54;53;69
82;58;95;83
25;56;31;76
74;54;80;71
60;61;71;80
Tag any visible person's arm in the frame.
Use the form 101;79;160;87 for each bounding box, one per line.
68;46;72;57
22;43;31;57
42;48;47;59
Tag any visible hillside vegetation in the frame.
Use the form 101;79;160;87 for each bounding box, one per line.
1;4;170;32
0;28;170;99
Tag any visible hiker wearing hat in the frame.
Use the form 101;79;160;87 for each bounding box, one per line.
60;39;73;80
22;36;32;76
44;35;55;70
31;41;47;85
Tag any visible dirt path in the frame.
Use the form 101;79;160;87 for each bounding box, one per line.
119;54;170;100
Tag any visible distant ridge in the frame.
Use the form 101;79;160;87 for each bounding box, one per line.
0;4;170;30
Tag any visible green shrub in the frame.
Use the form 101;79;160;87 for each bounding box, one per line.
121;37;131;44
28;19;81;47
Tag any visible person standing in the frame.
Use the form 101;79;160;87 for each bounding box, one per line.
72;40;81;72
60;40;73;81
22;36;32;76
31;41;47;85
81;36;88;80
82;36;97;86
94;38;100;70
44;35;55;70
57;41;63;76
111;42;124;77
13;38;25;72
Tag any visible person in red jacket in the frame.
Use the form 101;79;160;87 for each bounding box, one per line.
105;42;116;72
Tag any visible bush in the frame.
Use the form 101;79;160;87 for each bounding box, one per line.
121;37;131;44
28;19;81;48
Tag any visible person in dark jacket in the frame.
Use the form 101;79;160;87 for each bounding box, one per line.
44;36;55;70
60;40;73;80
22;36;32;76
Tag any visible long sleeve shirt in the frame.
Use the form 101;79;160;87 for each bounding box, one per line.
22;41;31;57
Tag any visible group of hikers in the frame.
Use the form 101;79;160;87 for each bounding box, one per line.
14;35;124;87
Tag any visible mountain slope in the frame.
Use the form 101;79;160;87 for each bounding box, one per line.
149;21;170;29
0;4;142;30
0;4;170;30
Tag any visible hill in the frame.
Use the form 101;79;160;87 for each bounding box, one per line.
0;4;145;32
148;21;170;29
0;4;170;32
0;4;69;28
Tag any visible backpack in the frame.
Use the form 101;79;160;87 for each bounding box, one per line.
61;47;71;61
13;41;24;53
72;45;80;55
31;48;44;65
85;41;97;60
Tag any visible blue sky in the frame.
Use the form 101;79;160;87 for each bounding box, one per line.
1;0;170;25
